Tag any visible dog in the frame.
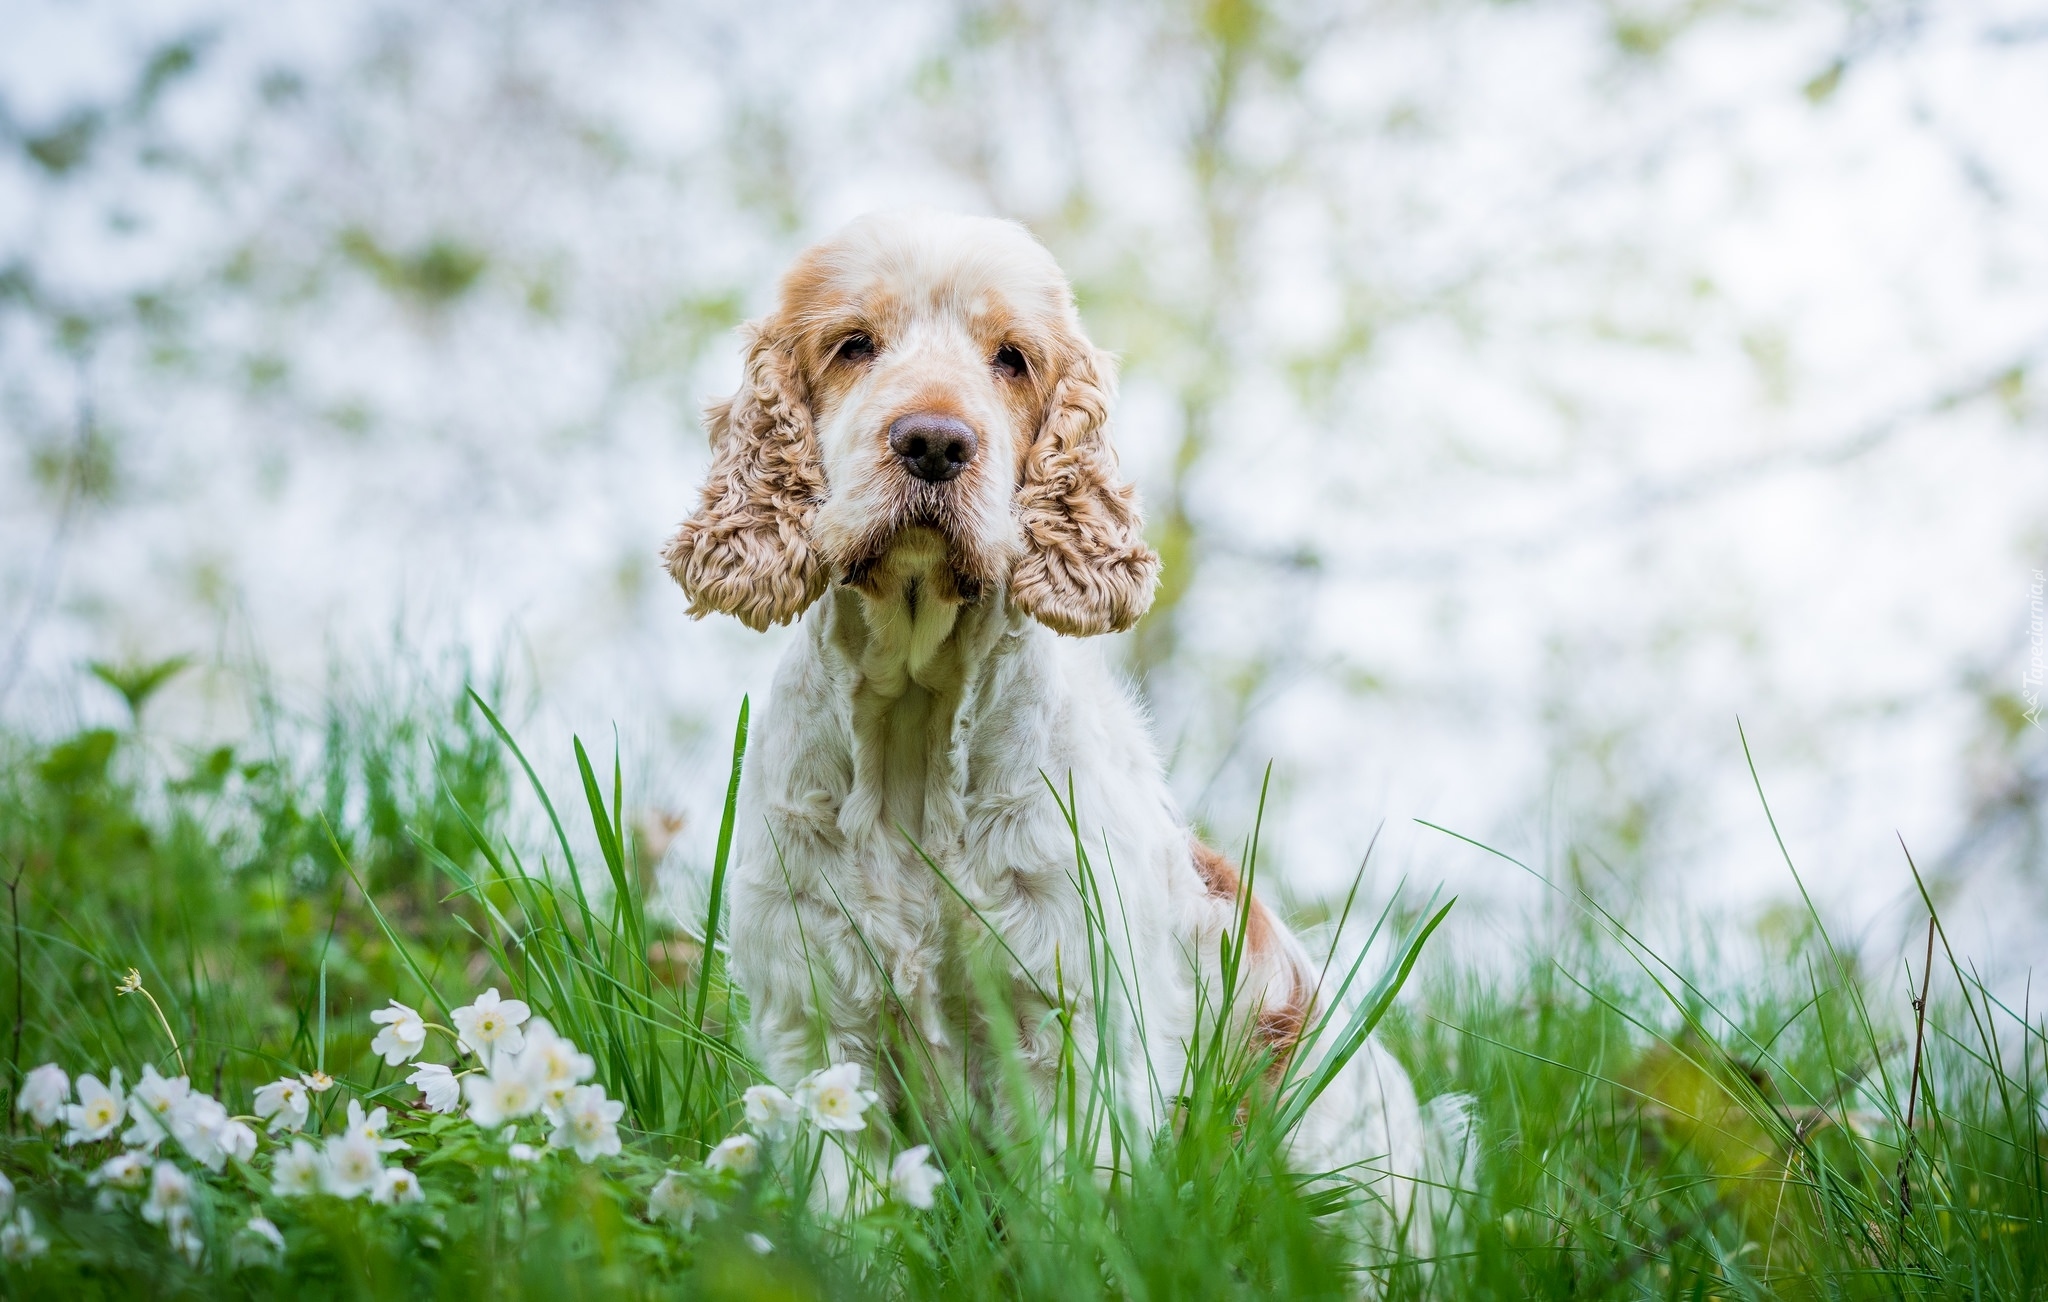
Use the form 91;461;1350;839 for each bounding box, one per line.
663;208;1438;1245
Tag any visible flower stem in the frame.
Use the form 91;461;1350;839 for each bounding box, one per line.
117;968;187;1077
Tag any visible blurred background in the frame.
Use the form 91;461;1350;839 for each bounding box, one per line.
3;0;2045;984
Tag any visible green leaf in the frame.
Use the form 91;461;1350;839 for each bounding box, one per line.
87;654;192;723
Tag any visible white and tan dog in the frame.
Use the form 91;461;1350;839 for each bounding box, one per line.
664;209;1434;1238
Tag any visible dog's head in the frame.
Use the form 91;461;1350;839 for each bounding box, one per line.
662;209;1159;636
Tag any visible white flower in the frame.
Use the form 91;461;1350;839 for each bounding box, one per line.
344;1099;406;1153
407;1063;461;1114
245;1214;285;1251
647;1171;711;1230
165;1203;203;1266
369;1000;429;1065
506;1142;542;1163
234;1214;285;1266
64;1070;126;1144
520;1020;596;1120
16;1063;67;1127
301;1071;334;1093
271;1140;324;1197
168;1092;254;1170
321;1132;384;1199
141;1160;193;1225
794;1063;877;1133
90;1150;150;1190
124;1065;191;1151
546;1083;624;1162
168;1093;234;1170
520;1018;594;1086
742;1084;801;1140
371;1166;424;1205
745;1231;774;1255
252;1077;310;1133
537;1078;578;1121
705;1132;759;1177
464;1070;540;1128
165;1206;202;1265
0;1209;47;1262
217;1118;258;1165
451;988;530;1066
889;1144;945;1209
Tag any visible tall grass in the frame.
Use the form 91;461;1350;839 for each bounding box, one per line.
0;666;2041;1298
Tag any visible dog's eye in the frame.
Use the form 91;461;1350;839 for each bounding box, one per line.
836;333;875;364
992;344;1027;380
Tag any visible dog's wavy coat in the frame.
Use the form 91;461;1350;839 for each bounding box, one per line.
665;210;1428;1235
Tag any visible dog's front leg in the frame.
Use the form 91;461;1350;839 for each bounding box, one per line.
730;862;895;1209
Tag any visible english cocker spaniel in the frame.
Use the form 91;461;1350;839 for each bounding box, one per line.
664;209;1442;1240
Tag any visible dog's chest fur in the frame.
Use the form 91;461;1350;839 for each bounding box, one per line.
728;533;1188;1101
824;533;1042;1033
835;528;980;848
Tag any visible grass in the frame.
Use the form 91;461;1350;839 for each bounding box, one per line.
0;660;2042;1299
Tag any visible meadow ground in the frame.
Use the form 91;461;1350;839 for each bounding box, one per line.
0;662;2041;1300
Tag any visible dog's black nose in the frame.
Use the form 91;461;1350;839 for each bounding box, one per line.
888;412;978;483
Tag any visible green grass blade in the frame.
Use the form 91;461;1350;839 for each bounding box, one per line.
691;696;748;1038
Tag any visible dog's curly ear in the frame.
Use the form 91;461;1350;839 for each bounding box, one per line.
1010;337;1160;637
662;323;829;631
